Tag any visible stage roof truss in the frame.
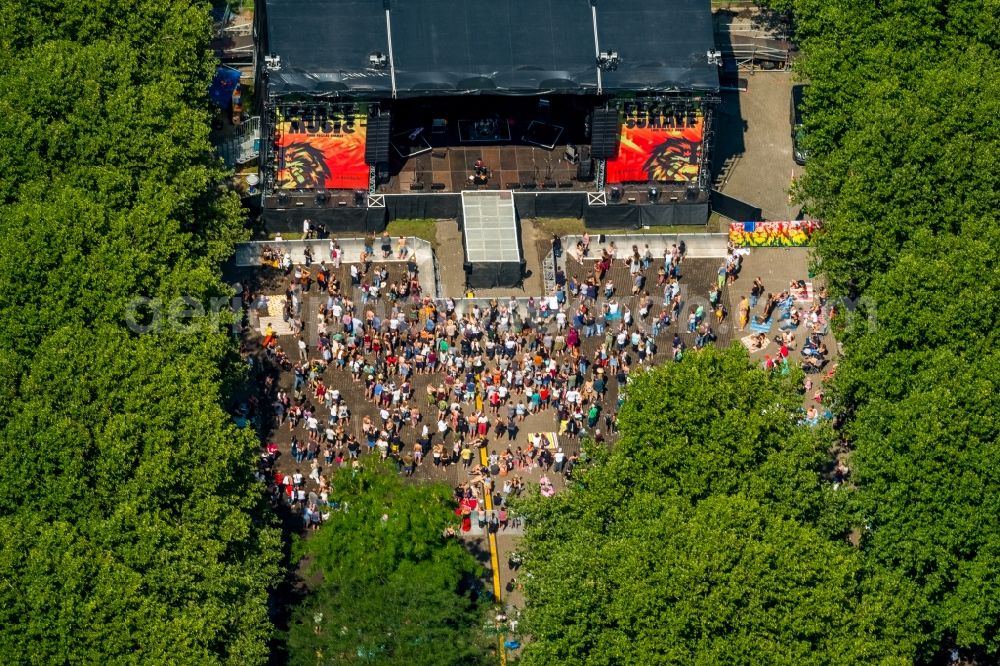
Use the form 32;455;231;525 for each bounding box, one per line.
264;0;719;97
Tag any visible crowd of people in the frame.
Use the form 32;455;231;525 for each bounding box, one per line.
239;231;838;531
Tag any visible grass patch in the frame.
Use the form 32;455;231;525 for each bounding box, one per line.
385;218;438;243
633;225;711;235
533;218;710;237
533;218;586;237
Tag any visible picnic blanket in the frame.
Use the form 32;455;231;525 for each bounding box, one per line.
793;282;815;303
740;334;772;353
749;319;773;334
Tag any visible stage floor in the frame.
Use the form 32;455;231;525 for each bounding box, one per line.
388;144;588;193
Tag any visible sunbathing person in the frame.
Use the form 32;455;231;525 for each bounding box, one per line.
802;355;826;373
779;308;801;330
539;475;556;497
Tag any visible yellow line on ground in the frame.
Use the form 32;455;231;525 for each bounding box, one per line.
479;445;507;665
480;446;503;600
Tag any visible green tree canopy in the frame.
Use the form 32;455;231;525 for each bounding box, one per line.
0;0;277;662
790;0;1000;294
515;348;909;664
787;0;1000;659
287;464;491;666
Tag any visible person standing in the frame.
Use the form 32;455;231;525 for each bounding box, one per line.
554;448;566;473
739;295;750;331
750;277;764;309
330;240;342;268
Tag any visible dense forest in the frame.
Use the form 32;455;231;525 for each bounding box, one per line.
795;0;1000;659
518;0;1000;663
0;0;279;662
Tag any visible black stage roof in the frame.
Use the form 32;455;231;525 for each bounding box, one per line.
264;0;719;97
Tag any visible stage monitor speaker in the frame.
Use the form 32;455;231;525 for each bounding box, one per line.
365;113;391;165
590;109;620;159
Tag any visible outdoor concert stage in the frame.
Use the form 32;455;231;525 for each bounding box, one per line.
255;0;720;232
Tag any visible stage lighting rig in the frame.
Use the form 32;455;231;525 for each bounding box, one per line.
597;50;619;71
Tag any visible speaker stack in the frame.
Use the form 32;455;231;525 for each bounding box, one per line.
364;113;391;165
575;144;594;181
590;109;620;160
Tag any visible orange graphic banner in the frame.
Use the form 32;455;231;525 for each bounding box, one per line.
275;115;369;191
606;117;704;183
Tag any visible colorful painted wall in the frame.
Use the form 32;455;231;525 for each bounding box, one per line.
729;221;822;247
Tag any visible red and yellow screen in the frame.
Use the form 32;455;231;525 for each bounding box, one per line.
275;115;369;190
605;116;704;184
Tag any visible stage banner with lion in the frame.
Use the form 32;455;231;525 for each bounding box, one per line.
275;115;368;191
605;117;704;183
729;221;823;247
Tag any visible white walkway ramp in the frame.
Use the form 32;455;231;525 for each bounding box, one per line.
461;191;523;289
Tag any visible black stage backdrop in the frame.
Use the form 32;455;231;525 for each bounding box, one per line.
513;192;588;219
583;202;709;228
385;194;461;220
466;261;524;289
262;197;707;232
710;189;763;222
263;206;371;232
